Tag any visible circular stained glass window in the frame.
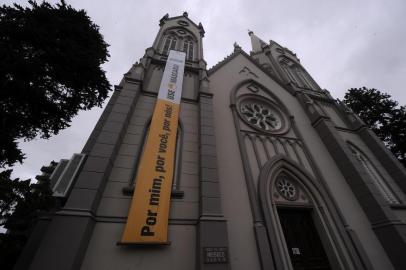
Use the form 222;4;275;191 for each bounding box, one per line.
240;100;282;132
276;178;298;201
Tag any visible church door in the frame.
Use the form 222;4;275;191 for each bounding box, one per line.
278;208;331;270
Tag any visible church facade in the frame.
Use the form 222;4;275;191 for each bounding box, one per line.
17;13;406;270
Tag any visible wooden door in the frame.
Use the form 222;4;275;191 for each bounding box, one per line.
277;208;331;270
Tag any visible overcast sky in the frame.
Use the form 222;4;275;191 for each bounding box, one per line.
4;0;406;180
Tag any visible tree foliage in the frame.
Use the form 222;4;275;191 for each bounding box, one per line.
0;170;30;227
0;169;55;269
0;0;111;168
343;87;406;167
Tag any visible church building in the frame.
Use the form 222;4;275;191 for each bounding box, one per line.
16;13;406;270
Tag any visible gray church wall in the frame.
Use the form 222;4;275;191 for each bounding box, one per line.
292;113;395;269
393;208;406;223
228;64;317;193
183;71;199;100
316;100;349;129
209;59;263;270
96;94;154;218
336;130;406;208
24;75;145;270
76;91;200;268
80;223;196;270
95;94;200;221
21;13;403;270
144;64;164;94
171;101;200;220
208;53;395;270
242;134;313;190
304;107;406;269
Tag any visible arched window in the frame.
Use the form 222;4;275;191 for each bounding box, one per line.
280;58;299;86
281;63;298;86
182;39;194;61
296;69;312;89
279;57;319;90
348;143;399;204
162;35;177;55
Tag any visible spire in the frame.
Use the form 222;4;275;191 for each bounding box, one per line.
233;42;242;52
248;30;267;53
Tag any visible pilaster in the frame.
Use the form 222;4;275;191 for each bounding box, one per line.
198;93;231;270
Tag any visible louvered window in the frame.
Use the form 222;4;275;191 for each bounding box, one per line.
296;69;315;89
162;36;177;55
183;40;194;61
281;64;298;86
49;159;69;189
52;154;86;198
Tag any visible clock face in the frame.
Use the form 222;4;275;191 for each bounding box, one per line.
240;102;282;131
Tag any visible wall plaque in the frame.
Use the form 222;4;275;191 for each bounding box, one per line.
204;247;228;264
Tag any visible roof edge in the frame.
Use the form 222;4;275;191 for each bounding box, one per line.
208;49;283;85
161;13;205;36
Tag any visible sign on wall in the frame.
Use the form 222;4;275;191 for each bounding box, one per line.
120;50;186;244
204;247;228;264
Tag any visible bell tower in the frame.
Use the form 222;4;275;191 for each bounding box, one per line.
126;11;209;101
19;13;230;270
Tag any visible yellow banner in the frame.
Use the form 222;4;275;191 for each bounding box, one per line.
120;50;186;244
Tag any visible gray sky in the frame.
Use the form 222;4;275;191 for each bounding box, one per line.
4;0;406;180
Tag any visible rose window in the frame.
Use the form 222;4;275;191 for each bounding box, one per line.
240;102;282;131
276;178;298;201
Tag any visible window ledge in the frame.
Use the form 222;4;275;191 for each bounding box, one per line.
122;186;184;199
390;204;406;209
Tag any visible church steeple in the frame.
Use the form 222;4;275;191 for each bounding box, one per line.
248;30;267;53
247;31;321;92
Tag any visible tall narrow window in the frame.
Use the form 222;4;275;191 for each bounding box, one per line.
349;144;399;204
182;40;194;61
281;64;298;86
296;69;317;90
162;35;177;55
295;69;309;89
279;57;320;91
170;37;177;51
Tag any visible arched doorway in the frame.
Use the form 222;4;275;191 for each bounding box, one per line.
258;156;363;270
274;173;331;270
